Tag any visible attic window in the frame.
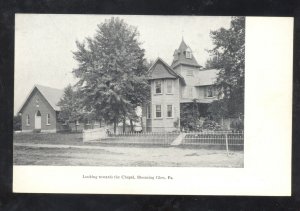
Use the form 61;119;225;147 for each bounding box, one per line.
186;48;192;59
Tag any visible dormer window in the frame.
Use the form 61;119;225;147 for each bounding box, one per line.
185;48;192;59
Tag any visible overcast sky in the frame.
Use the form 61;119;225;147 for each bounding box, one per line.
14;14;231;114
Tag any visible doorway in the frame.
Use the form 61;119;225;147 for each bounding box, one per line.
35;110;41;130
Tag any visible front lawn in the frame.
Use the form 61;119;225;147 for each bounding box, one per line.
14;132;83;145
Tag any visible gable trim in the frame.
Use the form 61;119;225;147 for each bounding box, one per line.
18;86;58;114
148;58;186;85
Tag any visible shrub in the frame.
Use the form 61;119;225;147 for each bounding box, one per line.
13;115;21;131
202;119;221;131
230;119;244;132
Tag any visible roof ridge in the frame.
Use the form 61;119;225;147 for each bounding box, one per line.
35;84;63;91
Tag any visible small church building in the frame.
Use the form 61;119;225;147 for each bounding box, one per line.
18;85;65;132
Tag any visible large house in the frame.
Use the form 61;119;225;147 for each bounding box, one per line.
142;39;219;132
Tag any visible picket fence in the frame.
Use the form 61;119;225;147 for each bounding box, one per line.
82;129;244;150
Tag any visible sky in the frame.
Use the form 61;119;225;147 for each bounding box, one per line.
14;14;231;114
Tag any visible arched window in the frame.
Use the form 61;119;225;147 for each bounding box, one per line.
36;110;41;116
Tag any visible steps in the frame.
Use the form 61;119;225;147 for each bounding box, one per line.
171;133;185;146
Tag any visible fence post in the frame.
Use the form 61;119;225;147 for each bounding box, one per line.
225;133;229;156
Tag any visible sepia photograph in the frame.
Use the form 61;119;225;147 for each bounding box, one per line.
14;15;245;168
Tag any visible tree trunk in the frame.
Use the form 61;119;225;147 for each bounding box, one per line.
113;120;117;134
130;119;133;132
123;118;126;133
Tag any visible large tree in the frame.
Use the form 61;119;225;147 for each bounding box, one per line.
207;16;245;119
73;17;149;133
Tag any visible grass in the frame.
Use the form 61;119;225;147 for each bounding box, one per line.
14;132;83;145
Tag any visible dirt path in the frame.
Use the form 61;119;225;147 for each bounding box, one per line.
14;143;244;167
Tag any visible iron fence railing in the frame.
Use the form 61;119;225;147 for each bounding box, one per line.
182;132;244;150
103;132;179;146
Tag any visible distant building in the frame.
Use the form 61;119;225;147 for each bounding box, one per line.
18;84;101;132
142;39;220;132
18;85;65;132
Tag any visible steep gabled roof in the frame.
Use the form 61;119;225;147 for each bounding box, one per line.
171;39;201;69
194;69;219;86
18;84;64;113
148;58;186;84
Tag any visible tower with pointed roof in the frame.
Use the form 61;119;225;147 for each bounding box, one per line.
142;39;220;132
171;39;201;70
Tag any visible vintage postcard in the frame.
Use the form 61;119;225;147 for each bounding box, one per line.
13;14;292;195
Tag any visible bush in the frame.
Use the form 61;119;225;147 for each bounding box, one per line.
13;115;21;131
230;119;244;132
202;119;221;131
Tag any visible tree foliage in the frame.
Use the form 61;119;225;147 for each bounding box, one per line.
180;100;209;131
57;85;84;126
207;16;245;118
72;17;150;133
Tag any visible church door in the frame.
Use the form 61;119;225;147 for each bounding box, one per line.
35;110;41;130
